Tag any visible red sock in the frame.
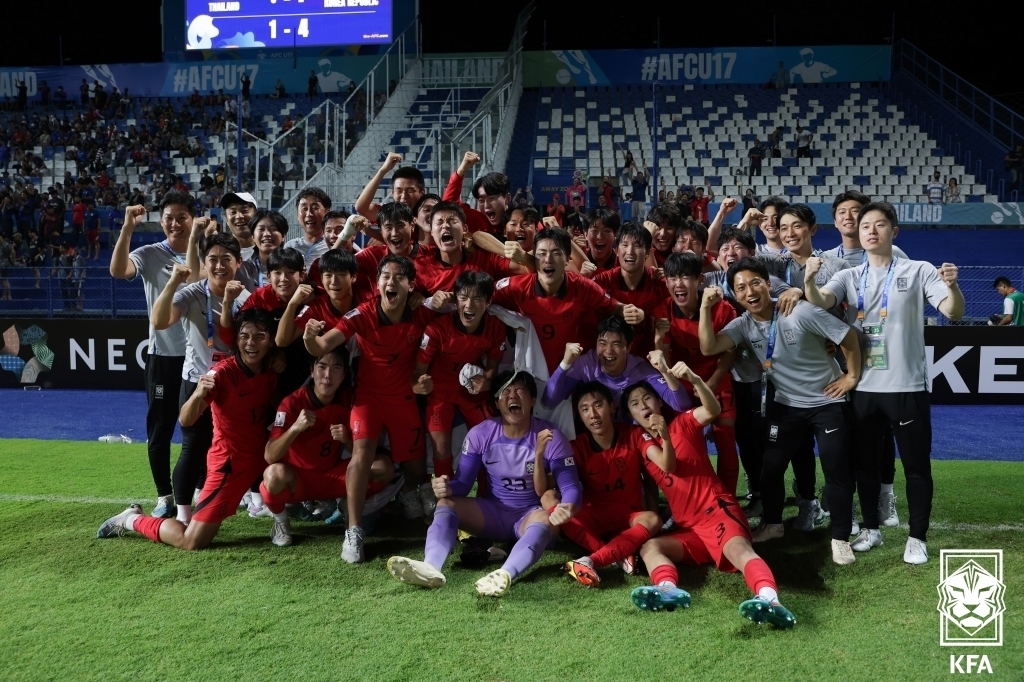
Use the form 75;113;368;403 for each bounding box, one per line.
560;518;604;555
712;423;739;496
259;482;288;515
133;516;166;543
650;563;678;587
590;524;652;567
433;457;454;479
742;557;778;596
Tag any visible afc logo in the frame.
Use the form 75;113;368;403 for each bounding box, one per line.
897;276;909;292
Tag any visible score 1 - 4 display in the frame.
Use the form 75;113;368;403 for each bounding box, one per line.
185;0;392;50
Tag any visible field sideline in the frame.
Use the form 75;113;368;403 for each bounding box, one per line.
1;438;1021;681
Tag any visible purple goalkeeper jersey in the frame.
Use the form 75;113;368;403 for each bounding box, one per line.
452;415;582;509
541;351;691;414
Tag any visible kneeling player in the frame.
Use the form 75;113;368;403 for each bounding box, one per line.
560;382;662;587
259;347;404;546
97;310;279;550
623;370;796;628
386;370;582;597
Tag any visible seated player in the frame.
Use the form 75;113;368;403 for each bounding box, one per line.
560;382;663;586
414;270;507;479
259;347;403;546
385;370;582;597
542;315;689;415
622;372;796;629
304;255;438;561
276;249;357;347
97;309;279;550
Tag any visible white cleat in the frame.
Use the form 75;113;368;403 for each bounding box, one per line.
400;490;424;519
793;498;823;532
341;526;366;563
387;556;446;588
879;490;900;528
904;537;929;565
271;518;292;547
831;539;856;565
751;523;784;543
475;568;512;597
851;528;883;552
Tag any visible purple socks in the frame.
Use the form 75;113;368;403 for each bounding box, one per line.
424;505;459;569
501;522;552;580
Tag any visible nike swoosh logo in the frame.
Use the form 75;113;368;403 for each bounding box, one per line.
483;460;499;465
899;420;914;426
825;428;838;434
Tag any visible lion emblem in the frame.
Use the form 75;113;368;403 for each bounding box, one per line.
937;560;1006;635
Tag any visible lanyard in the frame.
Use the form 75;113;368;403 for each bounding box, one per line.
857;257;898;324
251;252;266;287
159;240;186;264
204;280;215;348
759;304;780;417
837;244;868;265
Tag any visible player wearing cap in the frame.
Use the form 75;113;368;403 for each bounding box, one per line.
562;382;663;587
803;201;964;564
283;187;331;269
353;152;425;239
698;258;862;565
96;309;279;549
622;373;795;628
220;191;258;261
385;370;582;597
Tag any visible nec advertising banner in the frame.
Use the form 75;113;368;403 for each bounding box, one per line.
708;202;1024;227
523;46;891;87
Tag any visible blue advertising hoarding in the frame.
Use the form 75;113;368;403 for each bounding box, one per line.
708;202;1023;227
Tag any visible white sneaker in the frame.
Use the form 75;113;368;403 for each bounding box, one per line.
151;495;174;518
364;473;405;516
879;490;899;528
751;523;784;543
850;502;860;536
248;503;273;518
851;528;883;552
475;568;512;597
387;556;446;588
400;490;424;519
239;490;253;510
271;518;292;547
793;498;822;532
904;537;929;565
341;526;365;563
831;539;856;565
418;482;437;517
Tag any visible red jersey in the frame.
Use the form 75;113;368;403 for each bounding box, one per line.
690;196;712;224
334;298;436;397
295;293;350;332
546;204;565;227
571;425;646;511
601;184;617;211
204;356;278;469
492;271;619;375
270;379;352;472
414;244;514;294
442;171;494;236
591;266;665;357
240;283;287;315
585;250;617;274
417;312;507;398
639;410;727;524
353;243;427;302
653;297;735;384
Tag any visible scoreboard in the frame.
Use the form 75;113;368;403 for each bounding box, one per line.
185;0;393;50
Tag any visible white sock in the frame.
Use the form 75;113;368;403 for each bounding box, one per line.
576;556;594;569
880;483;894;495
758;586;779;602
250;491;264;507
176;504;192;524
124;513;142;531
657;580;676;588
272;511;289;523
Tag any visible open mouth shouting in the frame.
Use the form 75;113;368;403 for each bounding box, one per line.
383;285;400;305
671;286;690;307
507;399;523;416
439;228;456;248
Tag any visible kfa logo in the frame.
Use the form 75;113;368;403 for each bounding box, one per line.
949;655;993;674
768;425;779;442
938;550;1005;647
897;276;909;292
526;461;535;474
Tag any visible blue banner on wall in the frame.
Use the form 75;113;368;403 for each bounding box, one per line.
708;202;1024;227
523;46;891;87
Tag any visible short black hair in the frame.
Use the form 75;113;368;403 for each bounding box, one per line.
392;166;425;190
378;253;416;280
377;201;415;227
717;226;756;252
994;276;1014;289
779;203;817;228
522;207;540;225
664;252;703;278
595;314;635;345
233;308;276;349
323;209;351;226
831;189;870;216
534;227;572;255
759;196;790;213
646;202;683;230
572;380;615;417
202;232;241;260
313;344;351;372
268;247;304;273
586;207;620;233
619;380;660;419
472;172;510;198
454;270;494;300
491;369;537;401
296;187;331;210
616;221;651;250
428;200;467;226
248;209;289;238
726;257;771;292
413;193;442;215
318;249;357;276
159;190;196;216
858;201;898;227
678;219;708;248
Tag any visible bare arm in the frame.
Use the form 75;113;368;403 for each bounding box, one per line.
276;284;313;347
303;320;345;356
265;410;314;464
150;264;189;330
936;264;965;320
644;415;675;474
705;198;738;256
697;287;737;355
179;375;214;427
673;363;721;426
354;152;402;223
802;257;837;309
109;205;145;279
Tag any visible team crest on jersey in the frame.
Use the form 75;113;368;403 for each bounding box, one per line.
496;277;510;290
461;439;469;454
564;456;575;466
154;384;164;398
614;457;628;473
420;334;430;350
783;329;797;345
642;432;653;441
816;271;828;285
343;308;361;319
897;277;909;292
769;425;779;442
526;461;535;474
274;411;286;427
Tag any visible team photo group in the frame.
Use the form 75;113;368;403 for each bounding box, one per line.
96;149;964;631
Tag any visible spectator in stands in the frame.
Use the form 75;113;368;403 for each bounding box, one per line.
564;196;585;234
769;126;783;158
795;126;812;158
71;195;86;246
27;227;44;288
512;186;534;207
15;79;27;112
305;158;318;180
772;61;788;89
748;139;764;181
54;86;67;111
199;170;214;192
275;79;286;98
308;71;319;98
270;179;284;210
620;192;632;222
925;171;945;205
545;193;565;227
946;177;961;203
741;187;759;212
601;176;617;212
84;201;101;261
567;177;587;209
53;242;82;310
690;183;714;225
658;189;667;203
241;73;251;100
38;80;50;110
0;234;12;300
994;276;1024;326
1005;143;1024;192
631;167;649;222
225;97;237;117
286;157;304;181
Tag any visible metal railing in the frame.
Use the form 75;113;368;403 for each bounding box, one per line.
926;266;1024;326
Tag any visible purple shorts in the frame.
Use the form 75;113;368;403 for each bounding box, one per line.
475;498;543;541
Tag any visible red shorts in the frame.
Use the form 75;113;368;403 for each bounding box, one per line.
192;456;267;524
350;391;425;463
716;388;736;420
261;460;386;511
86;230;99;244
566;502;645;538
425;390;493;433
664;497;751;572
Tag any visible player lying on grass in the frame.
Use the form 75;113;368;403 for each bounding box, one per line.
259;346;404;547
97;309;280;550
622;373;796;629
386;370;582;597
556;381;663;587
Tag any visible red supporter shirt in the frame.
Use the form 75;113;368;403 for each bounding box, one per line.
591;267;665;357
442;171;494;236
571;425;646;511
690;197;712;223
492;272;619;375
204;356;278;470
270;379;352;472
334;298;437;397
653;297;735;384
417;312;507;398
639;410;727;524
601;184;617;211
546;204;565;227
414;244;514;294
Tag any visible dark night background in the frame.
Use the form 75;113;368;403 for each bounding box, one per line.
5;1;1021;110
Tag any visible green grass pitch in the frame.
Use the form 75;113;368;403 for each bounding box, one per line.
1;439;1021;681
